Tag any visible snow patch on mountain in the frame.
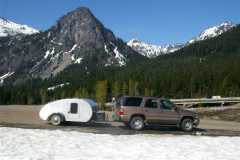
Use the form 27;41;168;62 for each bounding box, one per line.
0;18;39;37
189;21;236;43
48;82;70;91
44;48;55;59
104;43;126;66
0;72;14;85
74;57;83;64
128;21;236;58
113;46;126;66
128;39;184;58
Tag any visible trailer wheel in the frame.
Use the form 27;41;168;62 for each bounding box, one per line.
50;114;62;126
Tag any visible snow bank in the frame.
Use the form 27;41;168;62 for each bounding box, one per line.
0;127;239;160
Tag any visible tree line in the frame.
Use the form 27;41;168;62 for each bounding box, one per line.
0;26;240;105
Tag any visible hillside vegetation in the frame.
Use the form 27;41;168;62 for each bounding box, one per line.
1;26;240;105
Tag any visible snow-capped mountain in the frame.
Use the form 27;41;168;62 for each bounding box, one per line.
127;39;184;58
189;21;236;44
0;18;39;37
0;7;142;80
128;21;236;58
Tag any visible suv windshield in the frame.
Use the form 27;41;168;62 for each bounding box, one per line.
160;99;175;110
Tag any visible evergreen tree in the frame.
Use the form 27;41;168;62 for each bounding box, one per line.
95;80;107;109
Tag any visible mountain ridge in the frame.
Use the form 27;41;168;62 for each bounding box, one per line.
0;17;39;37
128;21;237;58
0;7;143;82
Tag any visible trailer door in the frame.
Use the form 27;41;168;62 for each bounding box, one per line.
67;103;80;120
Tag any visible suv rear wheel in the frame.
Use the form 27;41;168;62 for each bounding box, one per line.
181;118;194;132
129;116;144;130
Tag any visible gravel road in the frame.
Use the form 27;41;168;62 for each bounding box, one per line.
1;105;240;136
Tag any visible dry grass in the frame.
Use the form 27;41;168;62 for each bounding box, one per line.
199;108;240;122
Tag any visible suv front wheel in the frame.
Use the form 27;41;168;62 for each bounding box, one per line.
129;116;145;130
181;118;194;132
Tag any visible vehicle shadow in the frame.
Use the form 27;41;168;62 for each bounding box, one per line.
2;122;237;136
62;121;112;128
60;121;207;135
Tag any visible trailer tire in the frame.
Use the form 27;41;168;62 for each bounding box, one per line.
50;114;62;126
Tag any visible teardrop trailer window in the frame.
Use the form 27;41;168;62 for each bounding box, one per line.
70;103;78;113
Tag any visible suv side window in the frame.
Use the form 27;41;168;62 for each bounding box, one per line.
145;99;158;108
124;97;143;107
160;100;175;110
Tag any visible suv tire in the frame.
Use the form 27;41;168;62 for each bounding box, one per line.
181;118;194;132
129;116;144;130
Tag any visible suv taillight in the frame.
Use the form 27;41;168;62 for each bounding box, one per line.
117;108;124;116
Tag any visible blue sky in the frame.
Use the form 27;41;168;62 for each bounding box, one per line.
0;0;239;44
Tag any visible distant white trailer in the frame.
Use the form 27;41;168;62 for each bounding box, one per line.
39;98;101;125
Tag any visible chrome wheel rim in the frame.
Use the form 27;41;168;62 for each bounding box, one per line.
133;119;143;129
185;120;193;130
51;115;60;125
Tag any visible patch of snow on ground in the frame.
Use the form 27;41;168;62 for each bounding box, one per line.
0;127;239;160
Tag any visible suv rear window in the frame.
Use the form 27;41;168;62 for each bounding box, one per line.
123;97;142;107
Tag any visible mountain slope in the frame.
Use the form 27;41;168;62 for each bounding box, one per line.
0;18;39;37
0;7;143;82
1;24;240;104
128;21;236;58
188;21;236;43
127;39;184;58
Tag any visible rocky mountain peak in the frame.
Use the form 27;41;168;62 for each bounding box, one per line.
189;21;236;43
0;7;142;81
49;7;114;48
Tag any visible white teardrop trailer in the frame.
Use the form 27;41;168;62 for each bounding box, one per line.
39;98;104;125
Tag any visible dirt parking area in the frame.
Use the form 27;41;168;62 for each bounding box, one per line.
1;105;240;136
